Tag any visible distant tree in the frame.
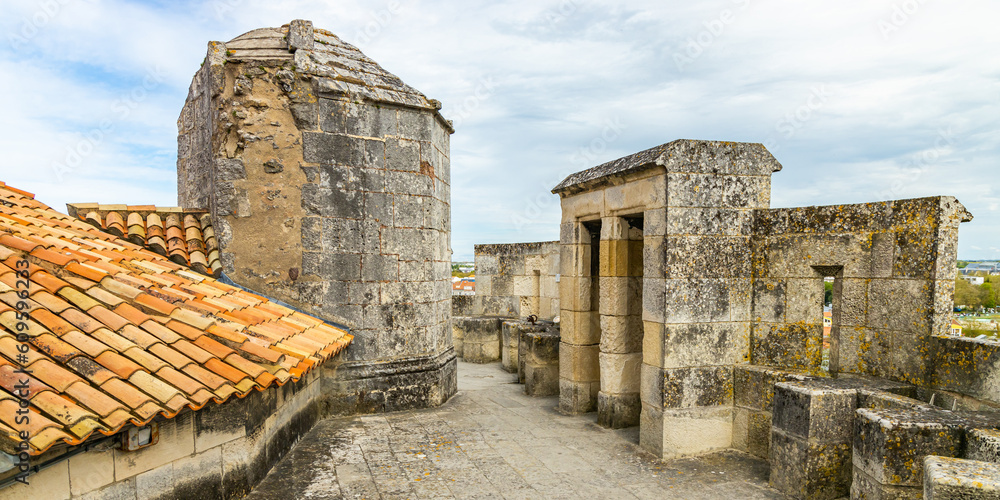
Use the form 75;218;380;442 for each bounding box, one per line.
985;276;1000;309
955;277;982;310
824;281;833;306
958;260;969;269
982;282;996;309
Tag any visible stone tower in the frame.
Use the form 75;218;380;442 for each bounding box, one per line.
177;20;456;411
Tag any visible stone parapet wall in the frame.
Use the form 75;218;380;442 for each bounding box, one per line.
474;241;560;320
751;197;972;385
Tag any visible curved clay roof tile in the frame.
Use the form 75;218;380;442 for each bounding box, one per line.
84;212;102;229
105;212;125;231
126;213;144;228
165;214;181;229
183;214;201;230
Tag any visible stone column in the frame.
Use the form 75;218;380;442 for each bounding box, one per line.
558;221;600;414
597;217;643;427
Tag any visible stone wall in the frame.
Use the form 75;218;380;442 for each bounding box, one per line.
551;139;982;464
0;371;323;500
554;140;781;458
751;197;972;385
176;21;456;414
929;335;1000;405
474;242;560;320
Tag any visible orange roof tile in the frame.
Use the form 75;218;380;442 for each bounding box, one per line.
0;184;351;455
66;204;222;277
65;357;118;385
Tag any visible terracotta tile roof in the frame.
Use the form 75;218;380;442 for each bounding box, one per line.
66;203;222;277
0;183;352;455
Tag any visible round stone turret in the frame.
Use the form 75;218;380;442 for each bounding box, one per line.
177;19;456;412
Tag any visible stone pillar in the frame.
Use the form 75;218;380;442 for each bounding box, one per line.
558;221;601;414
769;381;856;499
597;216;643;428
177;22;456;414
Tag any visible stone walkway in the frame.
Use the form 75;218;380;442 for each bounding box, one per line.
247;361;789;499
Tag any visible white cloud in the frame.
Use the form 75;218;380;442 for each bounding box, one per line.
0;0;997;260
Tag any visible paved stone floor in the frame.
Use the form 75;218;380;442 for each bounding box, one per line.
247;361;789;499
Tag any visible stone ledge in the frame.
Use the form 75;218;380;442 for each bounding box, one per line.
924;456;1000;499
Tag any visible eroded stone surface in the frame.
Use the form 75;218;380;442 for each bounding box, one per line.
247;362;790;499
177;19;456;416
924;456;1000;500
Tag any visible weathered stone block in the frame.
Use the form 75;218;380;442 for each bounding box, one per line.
301;184;364;219
361;254;398;282
642;277;666;323
216;158;246;181
640;363;664;408
772;381;857;442
769;430;853;500
851;466;922;500
663;278;730;323
661;322;749;368
666;172;725;209
463;340;501;364
732;407;771;459
521;327;560;366
512;275;536;297
733;365;810;411
752;279;786;323
452;295;474;317
303;132;382;167
287;19;314;51
662;366;733;409
661;406;733;458
598;352;642;394
451;317;502;353
854;409;965;488
559;378;599;414
751;321;823;370
397;108;433;141
302;252;361;281
598;391;641;428
923;456;1000;500
968;429;1000;463
560;310;600;346
642;321;665;368
785;277;825;325
868;279;932;332
491;274;513;296
525;363;560;397
559;343;600;382
928;335;1000;406
598;276;630;316
599;314;642;354
501;321;520;373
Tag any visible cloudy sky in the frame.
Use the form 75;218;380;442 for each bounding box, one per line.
1;0;997;261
